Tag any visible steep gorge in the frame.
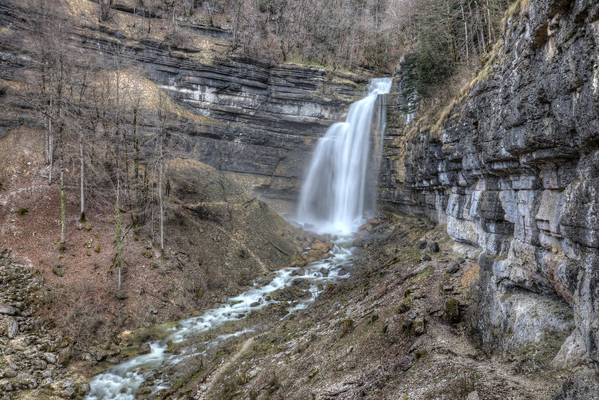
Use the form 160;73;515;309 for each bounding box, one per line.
0;0;367;207
382;0;599;393
1;0;599;398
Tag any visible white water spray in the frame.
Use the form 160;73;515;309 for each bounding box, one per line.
84;78;390;400
297;78;392;236
85;244;353;400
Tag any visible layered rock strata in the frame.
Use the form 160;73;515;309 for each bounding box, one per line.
0;0;366;203
382;0;599;382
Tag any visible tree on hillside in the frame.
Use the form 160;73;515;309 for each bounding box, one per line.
99;0;113;21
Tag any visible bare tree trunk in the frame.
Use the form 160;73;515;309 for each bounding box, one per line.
79;134;85;222
485;0;494;44
159;139;165;253
115;176;123;291
59;169;66;251
99;0;113;21
461;2;469;61
232;0;242;48
467;0;477;57
48;98;54;185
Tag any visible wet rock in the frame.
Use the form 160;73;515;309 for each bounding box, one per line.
6;318;18;338
466;391;480;400
395;354;415;371
412;317;426;336
238;248;249;259
442;284;455;293
115;290;128;300
3;368;17;379
32;359;48;370
427;241;440;253
0;304;19;315
447;262;461;274
397;295;412;314
43;352;58;364
402;313;426;336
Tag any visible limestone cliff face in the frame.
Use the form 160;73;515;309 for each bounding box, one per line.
148;58;365;202
0;0;365;205
382;0;599;381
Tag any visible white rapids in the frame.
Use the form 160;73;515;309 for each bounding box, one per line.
86;77;391;400
297;77;392;236
85;243;353;400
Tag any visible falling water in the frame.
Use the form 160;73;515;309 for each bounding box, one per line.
297;78;392;236
84;78;390;400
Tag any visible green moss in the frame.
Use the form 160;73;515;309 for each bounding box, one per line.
445;298;461;323
52;265;65;277
407;265;434;285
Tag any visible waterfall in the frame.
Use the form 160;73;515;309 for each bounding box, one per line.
297;77;392;236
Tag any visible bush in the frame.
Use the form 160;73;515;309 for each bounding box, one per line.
338;318;354;338
411;37;455;95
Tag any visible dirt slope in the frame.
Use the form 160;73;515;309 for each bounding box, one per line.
190;213;570;400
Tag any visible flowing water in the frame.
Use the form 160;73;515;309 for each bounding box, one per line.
85;77;391;399
85;244;353;399
297;78;392;236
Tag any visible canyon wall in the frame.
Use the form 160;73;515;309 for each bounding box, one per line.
0;0;366;207
382;0;599;389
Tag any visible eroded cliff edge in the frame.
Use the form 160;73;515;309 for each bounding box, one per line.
0;0;367;208
383;0;599;393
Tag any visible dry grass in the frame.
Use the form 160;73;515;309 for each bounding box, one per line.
404;0;531;139
402;36;504;143
460;263;481;290
0;78;27;93
63;0;228;64
92;68;219;124
431;40;502;136
63;0;97;21
502;0;530;28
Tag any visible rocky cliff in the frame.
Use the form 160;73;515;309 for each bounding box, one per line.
383;0;599;394
0;0;366;207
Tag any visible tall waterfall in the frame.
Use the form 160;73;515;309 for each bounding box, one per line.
297;78;392;236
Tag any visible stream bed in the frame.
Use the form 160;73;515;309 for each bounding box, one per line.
85;241;354;399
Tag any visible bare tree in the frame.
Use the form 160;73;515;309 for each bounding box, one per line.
157;94;168;254
99;0;113;22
